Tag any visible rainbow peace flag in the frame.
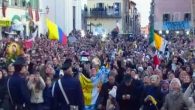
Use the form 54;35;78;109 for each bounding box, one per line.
46;19;67;45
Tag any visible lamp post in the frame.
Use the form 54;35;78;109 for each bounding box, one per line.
46;6;49;14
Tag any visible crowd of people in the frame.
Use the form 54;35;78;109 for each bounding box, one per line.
0;31;194;110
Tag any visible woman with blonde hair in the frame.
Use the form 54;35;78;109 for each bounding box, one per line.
28;71;45;110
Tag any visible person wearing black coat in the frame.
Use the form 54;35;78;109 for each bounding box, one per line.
142;75;164;110
116;75;143;110
0;70;6;109
96;74;117;110
7;56;31;110
52;59;84;110
43;77;53;110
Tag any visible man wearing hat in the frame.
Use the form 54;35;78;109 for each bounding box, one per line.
7;56;31;110
52;59;84;110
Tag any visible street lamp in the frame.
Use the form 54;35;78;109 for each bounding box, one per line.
39;6;49;14
186;31;190;35
46;6;49;14
159;30;162;34
176;31;179;34
166;30;169;34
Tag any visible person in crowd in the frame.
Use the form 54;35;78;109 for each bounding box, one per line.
7;63;15;77
116;75;143;110
97;74;117;110
52;59;84;110
27;71;45;110
160;80;169;96
7;56;31;110
182;74;191;92
161;78;189;110
45;63;55;80
52;57;61;79
115;60;125;84
143;75;150;86
43;77;53;110
106;86;119;110
167;71;175;82
183;72;195;110
25;54;34;75
142;75;164;110
0;69;6;109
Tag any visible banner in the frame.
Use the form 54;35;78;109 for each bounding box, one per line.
0;19;11;27
163;21;191;30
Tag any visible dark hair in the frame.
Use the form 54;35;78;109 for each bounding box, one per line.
62;58;72;71
14;64;23;73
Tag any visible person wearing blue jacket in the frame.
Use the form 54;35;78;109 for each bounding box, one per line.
7;56;31;110
52;58;84;110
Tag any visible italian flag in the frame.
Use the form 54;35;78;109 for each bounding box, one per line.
149;26;167;52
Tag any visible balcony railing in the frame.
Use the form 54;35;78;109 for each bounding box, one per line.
84;8;121;18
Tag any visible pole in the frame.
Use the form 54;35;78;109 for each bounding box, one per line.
90;23;91;33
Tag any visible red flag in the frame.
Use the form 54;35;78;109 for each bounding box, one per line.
28;6;33;20
24;39;33;49
153;54;160;67
35;9;39;21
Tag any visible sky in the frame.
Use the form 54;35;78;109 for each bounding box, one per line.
133;0;152;27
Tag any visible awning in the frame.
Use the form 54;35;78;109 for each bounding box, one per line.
11;19;24;31
0;19;11;27
12;15;21;22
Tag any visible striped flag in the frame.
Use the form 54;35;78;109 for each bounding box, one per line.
79;66;110;109
149;26;167;52
46;19;67;45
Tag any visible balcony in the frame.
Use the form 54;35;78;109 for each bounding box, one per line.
84;7;121;18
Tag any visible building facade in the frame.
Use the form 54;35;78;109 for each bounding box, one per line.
0;0;39;39
192;0;195;35
39;0;83;35
153;0;191;34
123;0;140;35
84;0;124;35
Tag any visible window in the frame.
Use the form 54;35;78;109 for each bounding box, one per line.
163;14;170;22
97;3;104;8
22;0;26;7
11;0;18;6
184;13;191;21
11;0;28;7
114;3;120;15
29;0;39;9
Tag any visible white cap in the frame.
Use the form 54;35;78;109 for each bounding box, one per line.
59;70;64;76
109;86;117;98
